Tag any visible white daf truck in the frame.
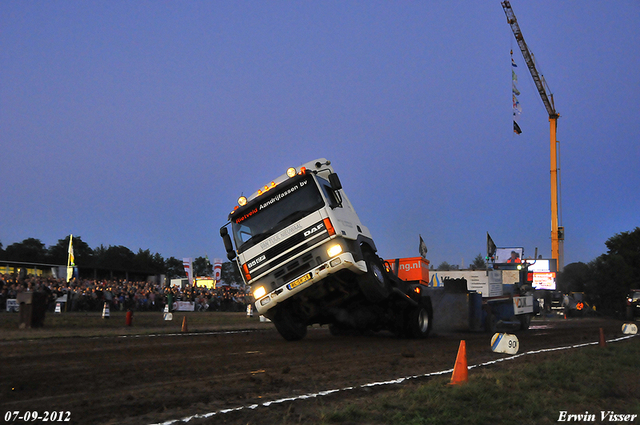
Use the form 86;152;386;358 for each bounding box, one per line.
220;158;433;341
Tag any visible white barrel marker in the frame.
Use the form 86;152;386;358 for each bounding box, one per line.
491;333;519;354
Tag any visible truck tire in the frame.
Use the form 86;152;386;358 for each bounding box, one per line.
273;307;307;341
404;303;432;339
357;248;391;303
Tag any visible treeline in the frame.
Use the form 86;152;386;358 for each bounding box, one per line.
557;227;640;316
2;227;639;314
0;236;241;283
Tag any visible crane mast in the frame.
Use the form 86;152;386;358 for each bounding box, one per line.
501;1;564;271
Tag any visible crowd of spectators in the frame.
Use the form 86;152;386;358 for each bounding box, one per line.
0;274;251;313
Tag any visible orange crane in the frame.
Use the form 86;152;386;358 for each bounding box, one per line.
501;1;564;271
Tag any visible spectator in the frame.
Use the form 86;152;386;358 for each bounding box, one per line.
0;274;250;313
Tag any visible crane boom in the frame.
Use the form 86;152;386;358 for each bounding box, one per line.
501;1;564;271
502;1;557;118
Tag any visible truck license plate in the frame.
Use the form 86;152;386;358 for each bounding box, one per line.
288;273;312;290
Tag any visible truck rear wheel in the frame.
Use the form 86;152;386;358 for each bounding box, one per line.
273;307;307;341
404;303;432;338
357;249;391;303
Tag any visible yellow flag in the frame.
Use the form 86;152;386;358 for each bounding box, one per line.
67;235;75;282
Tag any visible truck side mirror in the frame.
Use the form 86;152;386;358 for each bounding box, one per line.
329;173;342;191
220;227;236;260
327;173;343;209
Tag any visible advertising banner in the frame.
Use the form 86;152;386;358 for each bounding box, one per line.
174;301;195;312
6;299;19;312
532;272;556;290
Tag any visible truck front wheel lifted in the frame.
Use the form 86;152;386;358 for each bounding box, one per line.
273;307;307;341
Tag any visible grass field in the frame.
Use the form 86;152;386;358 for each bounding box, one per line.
0;310;273;340
309;337;640;425
2;311;638;424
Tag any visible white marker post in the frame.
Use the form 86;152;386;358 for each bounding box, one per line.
102;302;110;319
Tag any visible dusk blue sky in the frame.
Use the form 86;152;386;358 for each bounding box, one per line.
2;1;639;268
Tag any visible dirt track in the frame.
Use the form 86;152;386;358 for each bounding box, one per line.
0;316;632;425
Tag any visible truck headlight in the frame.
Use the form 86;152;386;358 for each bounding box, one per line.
253;286;266;299
327;244;342;258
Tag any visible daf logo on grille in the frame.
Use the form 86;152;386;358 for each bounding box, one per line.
304;223;324;237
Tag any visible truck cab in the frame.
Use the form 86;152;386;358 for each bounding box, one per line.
221;159;431;340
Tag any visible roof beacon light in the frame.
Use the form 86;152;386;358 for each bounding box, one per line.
257;181;277;196
287;167;297;178
238;196;247;207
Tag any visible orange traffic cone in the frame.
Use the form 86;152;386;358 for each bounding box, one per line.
449;340;468;385
181;316;188;333
599;328;607;347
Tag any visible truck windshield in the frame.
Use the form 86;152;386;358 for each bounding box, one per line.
232;174;324;252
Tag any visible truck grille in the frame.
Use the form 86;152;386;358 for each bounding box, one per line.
276;252;315;283
243;218;335;286
249;232;328;287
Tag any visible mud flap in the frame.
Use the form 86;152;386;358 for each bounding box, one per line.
357;249;391;303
